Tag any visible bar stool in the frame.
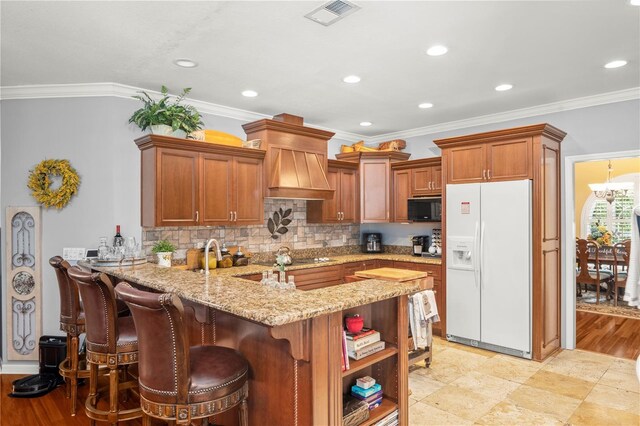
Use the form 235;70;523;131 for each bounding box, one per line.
50;256;89;415
115;282;249;426
67;267;142;425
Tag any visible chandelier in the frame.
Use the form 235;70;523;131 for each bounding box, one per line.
588;160;633;204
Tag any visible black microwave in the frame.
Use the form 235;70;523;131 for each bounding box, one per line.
408;197;442;222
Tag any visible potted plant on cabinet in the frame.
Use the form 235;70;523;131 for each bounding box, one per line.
151;240;177;267
128;86;204;138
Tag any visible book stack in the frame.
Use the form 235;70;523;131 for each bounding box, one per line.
374;409;398;426
346;328;385;360
351;376;383;410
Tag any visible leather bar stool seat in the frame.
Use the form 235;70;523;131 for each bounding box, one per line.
115;282;249;426
50;256;89;415
68;267;142;426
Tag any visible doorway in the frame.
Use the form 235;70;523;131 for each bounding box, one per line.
564;151;640;359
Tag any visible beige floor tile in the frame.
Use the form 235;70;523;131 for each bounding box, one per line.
524;369;595;400
409;401;472;425
422;384;501;421
554;348;617;365
542;355;610;383
476;355;541;384
474;400;564;425
414;347;491;384
568;401;640;426
609;358;639;374
507;384;582;422
598;367;640;393
445;342;496;358
451;371;520;400
408;372;445;400
585;383;640;414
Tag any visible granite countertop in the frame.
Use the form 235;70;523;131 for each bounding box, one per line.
82;254;437;327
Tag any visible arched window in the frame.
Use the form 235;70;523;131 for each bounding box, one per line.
582;173;640;243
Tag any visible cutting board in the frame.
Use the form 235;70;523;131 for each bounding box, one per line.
355;267;427;282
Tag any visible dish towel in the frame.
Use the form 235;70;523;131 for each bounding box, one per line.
624;205;640;308
408;290;440;350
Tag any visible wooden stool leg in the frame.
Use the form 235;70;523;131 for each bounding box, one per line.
70;335;79;415
239;398;249;426
142;413;152;426
108;366;120;426
87;361;99;409
63;332;73;399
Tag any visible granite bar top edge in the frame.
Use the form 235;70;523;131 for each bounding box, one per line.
81;254;428;327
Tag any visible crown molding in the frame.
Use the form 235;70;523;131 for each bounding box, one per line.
2;83;637;144
0;83;363;142
367;87;640;143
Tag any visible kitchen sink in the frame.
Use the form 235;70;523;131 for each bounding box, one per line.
251;258;334;267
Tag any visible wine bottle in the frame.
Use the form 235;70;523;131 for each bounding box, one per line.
113;225;124;247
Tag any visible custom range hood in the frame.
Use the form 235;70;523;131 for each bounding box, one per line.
242;113;335;200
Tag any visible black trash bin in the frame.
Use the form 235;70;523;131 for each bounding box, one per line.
9;335;67;398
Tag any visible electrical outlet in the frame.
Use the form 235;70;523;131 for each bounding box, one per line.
342;235;347;243
294;235;298;242
408;235;414;242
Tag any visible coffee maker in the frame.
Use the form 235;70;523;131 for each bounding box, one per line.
362;233;382;253
411;236;429;256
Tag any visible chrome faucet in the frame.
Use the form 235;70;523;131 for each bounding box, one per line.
204;239;222;275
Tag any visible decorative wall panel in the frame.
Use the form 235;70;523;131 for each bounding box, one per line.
6;206;41;360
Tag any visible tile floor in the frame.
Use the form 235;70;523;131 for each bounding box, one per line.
408;337;639;425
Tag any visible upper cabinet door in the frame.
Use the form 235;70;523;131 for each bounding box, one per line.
447;145;486;184
411;167;431;195
431;164;442;192
392;169;411;222
339;169;358;223
486;138;532;181
156;148;199;226
235;156;264;225
322;168;341;223
360;160;390;223
201;153;234;226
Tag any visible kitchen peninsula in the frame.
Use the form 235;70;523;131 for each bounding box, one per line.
85;254;438;425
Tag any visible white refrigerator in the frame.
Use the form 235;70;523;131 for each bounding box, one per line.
446;180;532;359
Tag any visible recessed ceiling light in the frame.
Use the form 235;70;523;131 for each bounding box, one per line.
343;75;361;83
426;45;448;56
604;60;627;69
174;59;198;68
630;0;640;6
495;84;513;92
360;121;372;127
242;90;258;97
418;103;434;109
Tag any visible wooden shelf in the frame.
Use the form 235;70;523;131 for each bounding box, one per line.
343;344;398;377
359;398;397;426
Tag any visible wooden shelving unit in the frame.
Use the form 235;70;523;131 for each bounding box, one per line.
360;398;397;426
343;344;398;377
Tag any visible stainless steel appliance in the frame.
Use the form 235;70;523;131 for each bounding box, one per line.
408;197;442;222
362;233;382;253
411;236;429;256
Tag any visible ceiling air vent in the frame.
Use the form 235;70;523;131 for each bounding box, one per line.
305;0;360;26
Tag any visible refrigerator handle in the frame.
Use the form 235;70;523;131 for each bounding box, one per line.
480;221;486;288
474;221;480;288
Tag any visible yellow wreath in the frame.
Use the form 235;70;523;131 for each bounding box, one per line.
27;159;80;209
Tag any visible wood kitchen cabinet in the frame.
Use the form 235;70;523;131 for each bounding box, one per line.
435;124;566;360
445;136;531;184
307;160;358;224
336;151;411;223
136;135;265;227
391;157;442;222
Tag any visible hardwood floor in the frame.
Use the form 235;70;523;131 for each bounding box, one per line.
576;310;640;360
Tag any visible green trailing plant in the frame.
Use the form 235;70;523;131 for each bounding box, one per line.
151;240;176;253
128;86;204;134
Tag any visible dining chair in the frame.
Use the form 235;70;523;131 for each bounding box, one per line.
114;282;249;426
612;239;631;306
576;239;613;304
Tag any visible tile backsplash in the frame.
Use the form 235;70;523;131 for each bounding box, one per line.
142;199;360;259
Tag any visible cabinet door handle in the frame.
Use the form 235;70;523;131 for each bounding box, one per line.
340;212;344;220
482;169;486;180
229;211;233;221
487;169;491;179
233;211;237;222
195;210;199;222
